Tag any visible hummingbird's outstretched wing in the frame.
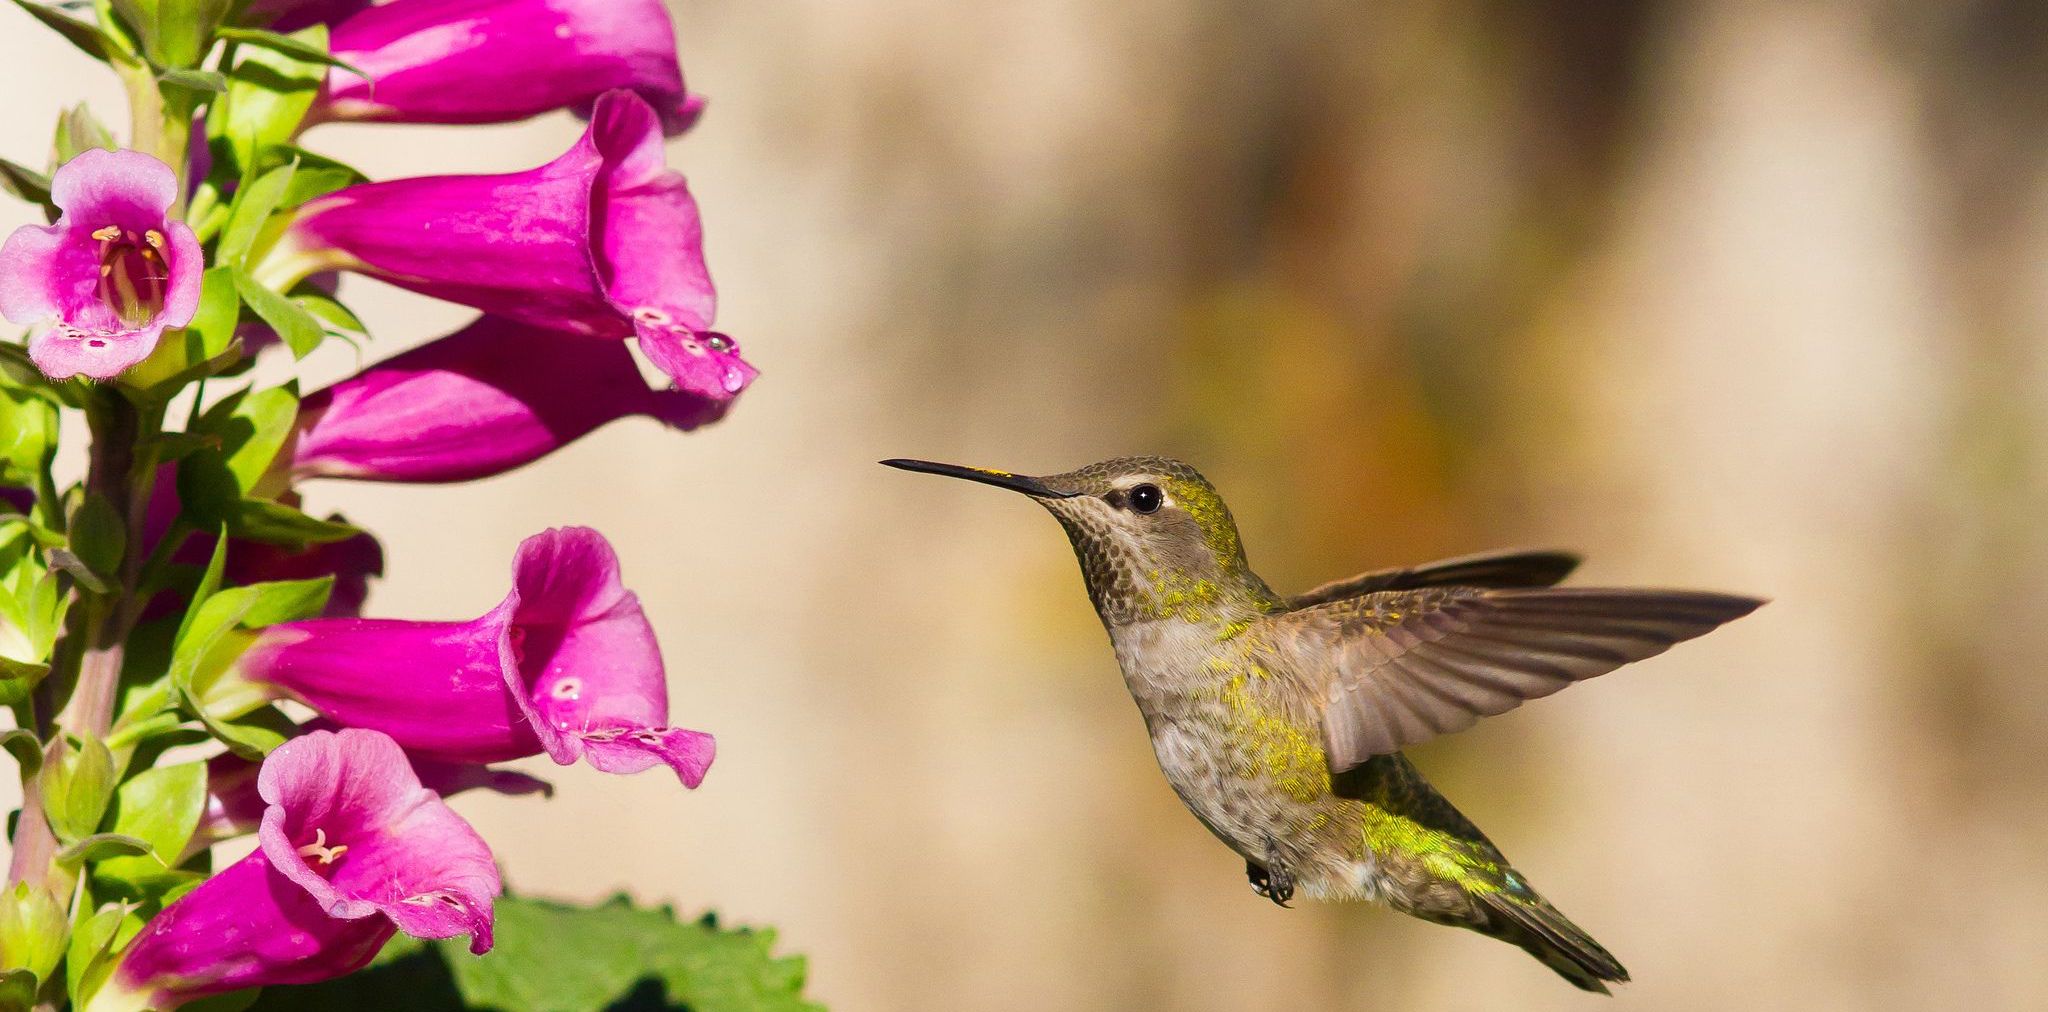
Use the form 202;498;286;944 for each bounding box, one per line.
1286;549;1582;609
1270;586;1763;772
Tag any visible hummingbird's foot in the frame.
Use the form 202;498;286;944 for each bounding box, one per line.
1248;843;1295;908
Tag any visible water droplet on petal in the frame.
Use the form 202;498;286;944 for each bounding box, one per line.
721;366;745;392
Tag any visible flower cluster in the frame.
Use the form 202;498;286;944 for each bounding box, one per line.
0;1;743;1007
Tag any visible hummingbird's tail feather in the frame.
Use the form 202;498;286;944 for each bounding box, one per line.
1477;889;1629;994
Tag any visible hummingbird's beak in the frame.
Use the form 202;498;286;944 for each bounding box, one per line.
880;459;1077;498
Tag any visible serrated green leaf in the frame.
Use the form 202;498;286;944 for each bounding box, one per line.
216;25;362;79
254;897;819;1012
232;269;323;358
53;103;117;163
8;0;124;63
95;761;205;883
216;160;294;266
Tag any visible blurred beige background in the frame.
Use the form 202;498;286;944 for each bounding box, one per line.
7;1;2048;1009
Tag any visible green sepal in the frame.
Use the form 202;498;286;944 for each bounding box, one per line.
225;500;359;545
94;761;206;884
170;576;330;752
66;897;139;1010
0;968;36;1012
156;66;228;99
52;103;118;164
0;882;66;993
39;732;116;846
192;383;299;494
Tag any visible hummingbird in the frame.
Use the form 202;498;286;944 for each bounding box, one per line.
882;455;1762;993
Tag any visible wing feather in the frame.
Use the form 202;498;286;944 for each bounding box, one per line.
1286;549;1582;609
1273;586;1763;772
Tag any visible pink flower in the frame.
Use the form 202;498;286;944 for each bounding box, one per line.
0;150;202;379
230;527;715;785
91;729;497;1011
279;90;753;402
314;0;701;134
291;315;726;484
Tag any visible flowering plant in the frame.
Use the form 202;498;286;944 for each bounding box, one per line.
0;1;803;1008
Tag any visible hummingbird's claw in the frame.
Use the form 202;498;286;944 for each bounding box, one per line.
1248;844;1295;908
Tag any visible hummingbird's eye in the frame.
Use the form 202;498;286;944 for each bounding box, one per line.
1127;483;1163;514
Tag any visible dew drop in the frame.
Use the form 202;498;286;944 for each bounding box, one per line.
721;366;745;393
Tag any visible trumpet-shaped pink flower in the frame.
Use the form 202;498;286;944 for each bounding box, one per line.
314;0;701;134
244;0;370;32
0;150;202;379
92;730;496;1011
281;90;753;403
231;527;715;785
291;315;725;484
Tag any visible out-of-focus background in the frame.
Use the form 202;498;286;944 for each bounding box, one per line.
7;1;2048;1009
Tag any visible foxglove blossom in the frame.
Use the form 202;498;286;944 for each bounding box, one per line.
244;0;370;32
229;527;716;785
313;0;701;134
90;730;496;1011
291;315;724;483
277;90;754;402
0;150;202;379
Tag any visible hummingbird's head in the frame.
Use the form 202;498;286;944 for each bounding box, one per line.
882;456;1280;626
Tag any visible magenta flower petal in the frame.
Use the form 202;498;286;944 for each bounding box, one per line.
103;729;496;1008
233;527;715;785
244;0;371;32
0;149;203;379
286;90;752;401
99;851;394;1008
316;0;698;134
498;527;715;786
292;315;724;484
258;729;499;951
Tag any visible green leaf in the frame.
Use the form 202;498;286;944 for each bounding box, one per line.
176;526;228;646
184;267;243;363
216;25;362;78
0;157;54;215
292;290;363;336
66;899;134;1006
46;548;110;594
69;491;125;588
94;762;206;883
0;728;42;776
254;897;819;1012
55;832;152;868
53;103;117;164
8;0;125;63
0;967;36;1012
39;734;116;845
232;269;324;358
0;386;58;488
215;160;294;266
171;578;329;751
204;383;298;493
198;703;294;759
225;498;359;545
214;24;326;176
